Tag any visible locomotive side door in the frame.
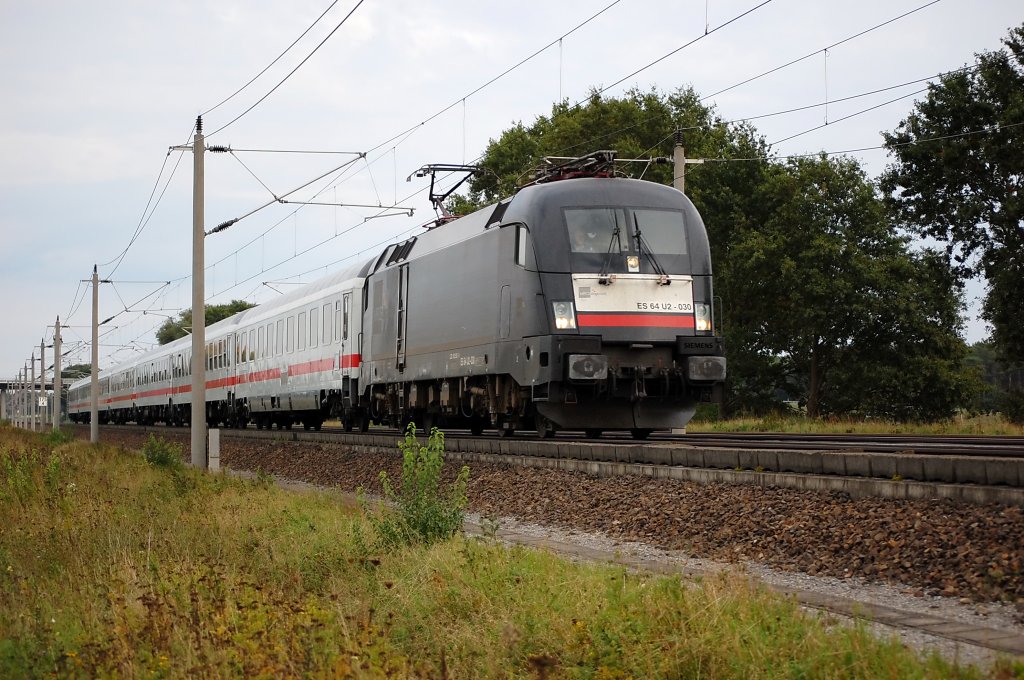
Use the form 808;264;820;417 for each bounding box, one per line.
396;263;409;373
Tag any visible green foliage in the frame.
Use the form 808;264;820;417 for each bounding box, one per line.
1;450;36;505
362;424;469;549
1003;391;1024;425
141;434;183;469
42;429;74;447
155;299;255;345
729;155;973;420
61;364;92;380
882;24;1024;363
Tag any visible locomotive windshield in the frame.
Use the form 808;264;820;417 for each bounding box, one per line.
563;207;688;255
632;208;688;255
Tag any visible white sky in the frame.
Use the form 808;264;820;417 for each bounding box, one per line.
1;0;1020;377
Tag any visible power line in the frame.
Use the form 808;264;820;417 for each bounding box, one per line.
202;0;343;117
208;0;367;138
99;151;173;270
171;2;632;291
769;87;927;146
584;0;774;102
542;1;949;166
358;0;626;159
705;120;1024;164
701;0;942;101
97;121;197;281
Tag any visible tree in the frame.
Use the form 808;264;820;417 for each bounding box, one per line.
730;155;973;419
881;24;1024;363
62;363;92;379
156;300;255;345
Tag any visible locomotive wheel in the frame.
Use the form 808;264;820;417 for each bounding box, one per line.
358;413;370;433
343;418;354;432
584;429;603;439
469;419;485;437
536;416;556;439
630;428;652;440
498;426;515;438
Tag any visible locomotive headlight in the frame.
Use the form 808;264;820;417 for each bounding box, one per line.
694;303;712;332
626;255;640;273
552;301;577;329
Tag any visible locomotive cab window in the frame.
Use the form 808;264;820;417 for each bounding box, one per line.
564;208;628;254
631;208;688;255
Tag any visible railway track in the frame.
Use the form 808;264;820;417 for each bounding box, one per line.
79;424;1024;502
295;425;1024;458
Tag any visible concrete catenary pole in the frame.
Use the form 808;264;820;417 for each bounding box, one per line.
191;116;207;469
30;352;36;432
39;337;46;428
672;128;703;195
53;316;62;430
17;368;23;428
673;132;686;194
40;338;46;428
91;265;99;443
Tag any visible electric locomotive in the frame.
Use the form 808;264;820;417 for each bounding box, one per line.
356;151;726;439
68;150;726;440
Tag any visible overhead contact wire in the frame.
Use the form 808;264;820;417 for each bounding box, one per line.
208;0;367;138
203;0;342;117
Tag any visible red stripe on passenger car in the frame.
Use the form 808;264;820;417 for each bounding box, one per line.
577;313;695;328
340;353;361;369
288;358;335;377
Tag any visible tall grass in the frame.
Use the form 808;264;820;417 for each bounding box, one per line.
689;413;1024;436
0;427;1015;678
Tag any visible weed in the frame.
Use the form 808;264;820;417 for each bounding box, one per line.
1;449;35;504
363;423;469;549
480;512;501;540
42;429;74;447
141;435;183;469
43;455;63;497
253;467;275;488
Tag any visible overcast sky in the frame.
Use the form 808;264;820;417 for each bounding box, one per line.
1;0;1020;378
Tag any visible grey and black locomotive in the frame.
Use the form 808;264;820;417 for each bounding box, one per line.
70;151;726;439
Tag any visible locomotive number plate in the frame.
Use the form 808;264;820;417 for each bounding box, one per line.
572;274;694;313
